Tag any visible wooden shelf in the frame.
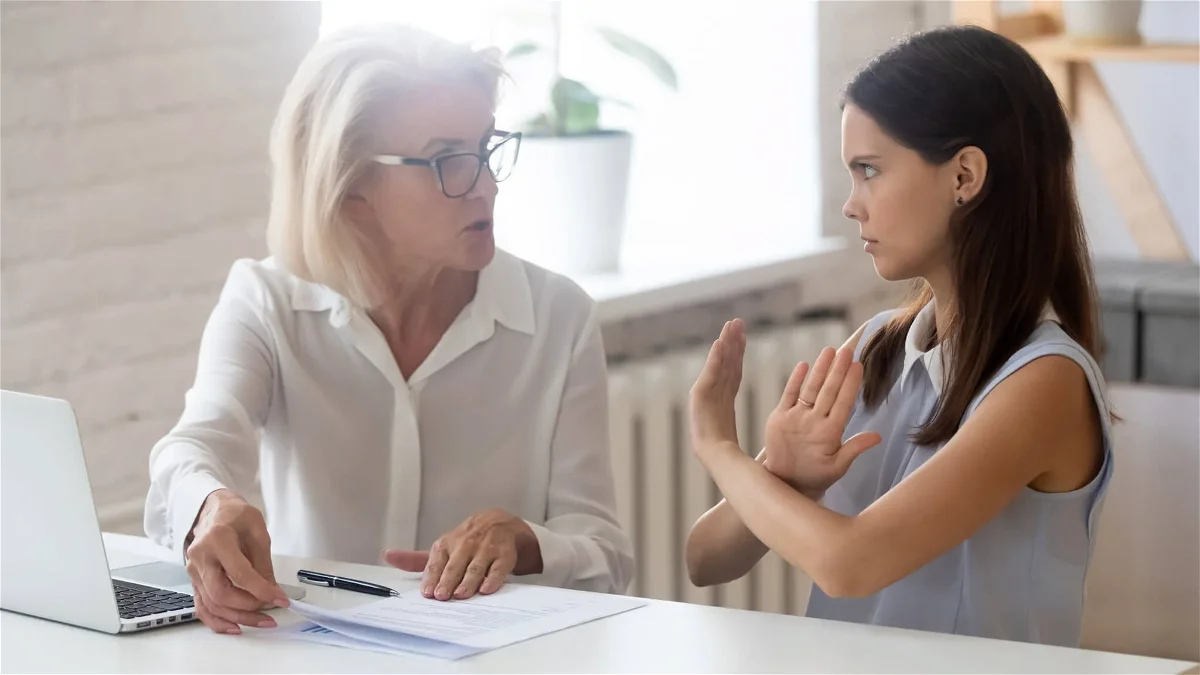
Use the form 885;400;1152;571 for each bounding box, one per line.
1019;37;1200;63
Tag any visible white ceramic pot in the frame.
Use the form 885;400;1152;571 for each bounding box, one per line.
1062;0;1144;45
493;130;633;275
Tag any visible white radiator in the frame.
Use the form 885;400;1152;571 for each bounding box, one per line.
608;317;848;614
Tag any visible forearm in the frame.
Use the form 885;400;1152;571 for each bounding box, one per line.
523;515;634;594
696;439;867;598
685;498;770;587
685;448;772;586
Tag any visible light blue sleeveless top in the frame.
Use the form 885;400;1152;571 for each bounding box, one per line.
805;303;1114;647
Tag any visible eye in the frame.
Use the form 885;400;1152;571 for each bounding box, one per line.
861;164;879;179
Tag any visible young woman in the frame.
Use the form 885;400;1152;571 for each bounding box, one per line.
685;25;1111;647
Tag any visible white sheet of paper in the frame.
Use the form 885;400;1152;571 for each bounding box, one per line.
265;620;480;660
290;584;646;652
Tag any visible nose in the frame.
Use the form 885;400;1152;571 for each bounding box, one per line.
465;165;498;201
842;188;863;223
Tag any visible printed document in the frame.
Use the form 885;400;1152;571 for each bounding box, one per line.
269;584;646;660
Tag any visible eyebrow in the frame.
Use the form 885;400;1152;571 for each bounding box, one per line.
847;154;882;165
421;120;499;153
422;137;465;152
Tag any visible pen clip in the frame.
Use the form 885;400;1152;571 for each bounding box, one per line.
297;570;335;587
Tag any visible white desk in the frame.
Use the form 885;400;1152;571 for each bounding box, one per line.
1;534;1195;674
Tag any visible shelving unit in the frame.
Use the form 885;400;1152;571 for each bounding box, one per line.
953;0;1198;262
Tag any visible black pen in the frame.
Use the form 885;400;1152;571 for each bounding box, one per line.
296;569;399;597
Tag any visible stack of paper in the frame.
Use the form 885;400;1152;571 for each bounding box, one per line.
270;584;646;660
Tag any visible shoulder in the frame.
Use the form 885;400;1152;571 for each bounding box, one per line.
968;322;1111;460
508;251;598;333
852;309;903;359
217;257;342;321
976;322;1108;414
216;258;277;310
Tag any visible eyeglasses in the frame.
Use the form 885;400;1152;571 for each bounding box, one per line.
371;130;522;199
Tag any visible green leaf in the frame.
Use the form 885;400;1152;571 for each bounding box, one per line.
505;42;541;60
551;78;600;135
595;26;678;91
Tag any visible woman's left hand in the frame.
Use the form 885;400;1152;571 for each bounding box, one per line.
384;509;541;600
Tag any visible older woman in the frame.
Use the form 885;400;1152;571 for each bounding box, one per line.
143;24;633;635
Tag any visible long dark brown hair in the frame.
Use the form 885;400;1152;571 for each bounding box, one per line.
848;26;1101;446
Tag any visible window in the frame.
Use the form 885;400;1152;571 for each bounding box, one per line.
320;1;820;271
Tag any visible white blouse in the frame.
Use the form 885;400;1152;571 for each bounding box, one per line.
143;249;634;594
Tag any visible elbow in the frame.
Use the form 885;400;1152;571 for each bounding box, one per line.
613;540;636;595
805;546;883;599
684;530;722;588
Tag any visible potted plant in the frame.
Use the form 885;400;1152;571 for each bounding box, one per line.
493;4;678;274
1062;0;1144;46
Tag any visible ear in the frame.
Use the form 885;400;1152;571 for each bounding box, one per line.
951;146;987;206
342;192;376;228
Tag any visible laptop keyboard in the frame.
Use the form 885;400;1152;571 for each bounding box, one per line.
113;579;194;619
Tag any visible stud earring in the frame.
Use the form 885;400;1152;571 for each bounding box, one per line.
956;196;964;206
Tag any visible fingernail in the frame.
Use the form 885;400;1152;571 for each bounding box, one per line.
480;582;494;594
274;598;289;608
258;618;277;628
435;587;449;601
421;585;432;597
225;628;242;636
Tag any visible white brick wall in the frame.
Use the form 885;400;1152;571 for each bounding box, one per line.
0;0;909;537
817;0;928;238
1;1;320;533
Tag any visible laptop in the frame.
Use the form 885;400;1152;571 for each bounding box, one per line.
0;389;300;633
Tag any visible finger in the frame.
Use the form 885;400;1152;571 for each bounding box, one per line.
694;322;731;393
778;361;810;411
829;360;866;425
725;319;746;384
697;338;722;390
435;546;474;601
421;541;450;598
837;431;883;471
385;549;430;572
193;585;241;635
218;547;288;607
797;347;836;408
814;346;854;415
205;583;278;629
197;556;264;613
479;552;517;595
454;551;496;599
187;561;236;634
244;533;285;608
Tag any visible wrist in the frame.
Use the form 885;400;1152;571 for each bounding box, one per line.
188;489;237;542
694;437;743;462
760;453;826;501
511;518;543;575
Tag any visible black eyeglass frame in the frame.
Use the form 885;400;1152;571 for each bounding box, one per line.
370;130;522;198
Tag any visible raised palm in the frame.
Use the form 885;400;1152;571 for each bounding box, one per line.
763;345;881;498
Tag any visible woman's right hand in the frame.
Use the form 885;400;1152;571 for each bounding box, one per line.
763;345;882;499
184;489;289;634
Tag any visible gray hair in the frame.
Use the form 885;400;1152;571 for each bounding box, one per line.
266;23;504;308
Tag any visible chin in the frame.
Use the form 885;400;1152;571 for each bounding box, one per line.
459;238;496;271
869;255;916;283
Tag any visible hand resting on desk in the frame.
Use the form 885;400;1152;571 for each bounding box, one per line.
384;508;542;601
185;489;291;634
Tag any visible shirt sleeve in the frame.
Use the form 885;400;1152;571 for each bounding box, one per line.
143;262;275;560
520;304;635;594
